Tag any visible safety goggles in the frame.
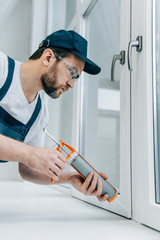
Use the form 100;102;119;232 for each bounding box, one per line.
54;52;79;80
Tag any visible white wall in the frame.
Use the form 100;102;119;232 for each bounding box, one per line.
0;0;48;180
0;0;32;180
0;0;32;62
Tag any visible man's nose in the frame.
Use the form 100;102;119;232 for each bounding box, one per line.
66;78;75;88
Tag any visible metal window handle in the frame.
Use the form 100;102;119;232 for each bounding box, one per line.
111;50;125;82
128;36;143;71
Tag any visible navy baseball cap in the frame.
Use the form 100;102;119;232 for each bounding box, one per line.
39;30;101;75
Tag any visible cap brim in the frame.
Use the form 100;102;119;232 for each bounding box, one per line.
70;50;101;75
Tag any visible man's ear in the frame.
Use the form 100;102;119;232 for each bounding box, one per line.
41;48;56;66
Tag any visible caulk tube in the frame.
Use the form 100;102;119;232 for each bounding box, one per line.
69;152;118;202
43;127;118;202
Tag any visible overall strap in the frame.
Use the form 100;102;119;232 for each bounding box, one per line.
0;56;15;101
26;95;42;129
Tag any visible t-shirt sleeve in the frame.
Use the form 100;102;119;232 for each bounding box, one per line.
0;51;8;88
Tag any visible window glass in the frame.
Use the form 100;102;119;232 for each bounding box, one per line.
80;0;120;191
58;91;73;144
154;0;160;204
65;0;77;28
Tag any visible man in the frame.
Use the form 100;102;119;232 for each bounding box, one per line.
0;30;108;202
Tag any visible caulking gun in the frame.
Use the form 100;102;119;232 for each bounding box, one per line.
43;126;118;202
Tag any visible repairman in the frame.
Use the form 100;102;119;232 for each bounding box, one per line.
0;30;108;202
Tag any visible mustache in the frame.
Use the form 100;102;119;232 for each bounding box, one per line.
40;73;69;99
62;86;69;91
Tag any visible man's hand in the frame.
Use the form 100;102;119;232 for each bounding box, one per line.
0;134;66;182
26;147;66;181
69;172;109;202
96;172;110;202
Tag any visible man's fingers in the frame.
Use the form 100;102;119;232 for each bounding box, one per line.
82;172;93;191
54;158;66;170
99;172;109;180
97;194;109;202
51;164;62;176
57;151;66;163
48;169;59;181
97;193;109;202
92;178;103;196
87;173;97;194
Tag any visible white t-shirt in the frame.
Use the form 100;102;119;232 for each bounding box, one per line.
0;51;48;147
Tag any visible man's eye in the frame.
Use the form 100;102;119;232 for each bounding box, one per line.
68;68;75;76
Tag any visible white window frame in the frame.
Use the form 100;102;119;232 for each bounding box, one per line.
69;0;132;218
131;0;160;231
47;0;160;230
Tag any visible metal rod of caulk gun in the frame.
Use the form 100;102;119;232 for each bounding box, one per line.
43;126;70;155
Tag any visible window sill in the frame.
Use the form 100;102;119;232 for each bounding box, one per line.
0;181;159;240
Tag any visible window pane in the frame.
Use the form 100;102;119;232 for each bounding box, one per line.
65;0;77;28
154;0;160;204
80;0;120;191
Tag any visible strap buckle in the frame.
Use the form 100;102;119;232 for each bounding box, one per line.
39;39;50;48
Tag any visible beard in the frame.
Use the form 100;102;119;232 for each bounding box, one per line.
41;62;61;99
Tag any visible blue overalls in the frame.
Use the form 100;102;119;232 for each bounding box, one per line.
0;56;42;163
